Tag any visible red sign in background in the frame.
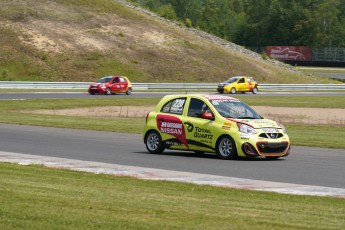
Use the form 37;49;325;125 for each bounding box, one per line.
266;46;312;61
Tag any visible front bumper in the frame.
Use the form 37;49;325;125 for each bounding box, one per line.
241;141;290;158
217;86;224;93
235;132;290;158
88;87;106;94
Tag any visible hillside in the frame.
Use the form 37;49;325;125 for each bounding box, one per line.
0;0;330;83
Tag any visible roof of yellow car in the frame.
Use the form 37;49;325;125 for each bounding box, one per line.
161;94;239;101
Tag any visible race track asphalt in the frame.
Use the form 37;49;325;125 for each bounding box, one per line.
1;124;344;190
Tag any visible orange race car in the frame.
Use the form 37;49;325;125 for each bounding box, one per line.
88;76;132;95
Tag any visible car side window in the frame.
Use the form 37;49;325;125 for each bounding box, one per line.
113;77;119;83
188;98;212;118
238;78;245;83
120;77;126;82
160;98;186;115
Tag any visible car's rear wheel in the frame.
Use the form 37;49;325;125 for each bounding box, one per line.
126;87;132;95
216;136;237;160
230;88;236;94
145;130;165;154
105;88;112;95
252;87;258;94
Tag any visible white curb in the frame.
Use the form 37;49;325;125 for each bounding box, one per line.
1;151;344;198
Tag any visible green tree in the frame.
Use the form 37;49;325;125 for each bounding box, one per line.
199;0;220;36
312;0;342;47
157;4;177;20
130;0;345;48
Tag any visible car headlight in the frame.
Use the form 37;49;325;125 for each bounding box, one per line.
100;83;106;88
237;123;257;134
277;122;287;133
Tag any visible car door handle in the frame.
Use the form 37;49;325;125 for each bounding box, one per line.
184;122;192;126
184;122;194;132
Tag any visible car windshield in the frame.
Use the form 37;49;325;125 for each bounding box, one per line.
210;99;262;119
97;77;112;83
225;77;239;83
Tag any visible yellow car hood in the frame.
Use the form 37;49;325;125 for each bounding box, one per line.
231;118;280;129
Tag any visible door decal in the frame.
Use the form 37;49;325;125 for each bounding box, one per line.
157;114;188;148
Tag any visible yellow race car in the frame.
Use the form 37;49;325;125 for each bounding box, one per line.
143;94;290;160
217;76;258;94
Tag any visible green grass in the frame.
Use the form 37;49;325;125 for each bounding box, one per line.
0;112;145;133
287;124;345;148
297;66;345;74
236;95;345;108
1;96;344;110
0;98;160;110
1;163;344;230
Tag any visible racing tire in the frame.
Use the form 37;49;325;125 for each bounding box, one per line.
265;156;280;160
145;130;165;154
252;87;258;94
105;88;112;95
230;88;236;94
194;151;205;156
126;87;132;95
216;136;237;160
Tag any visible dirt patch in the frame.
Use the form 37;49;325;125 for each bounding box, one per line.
24;106;154;118
253;106;345;126
23;106;345;126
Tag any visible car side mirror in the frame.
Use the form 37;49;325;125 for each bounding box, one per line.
202;112;215;120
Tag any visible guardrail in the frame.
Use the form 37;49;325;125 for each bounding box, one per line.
0;81;344;90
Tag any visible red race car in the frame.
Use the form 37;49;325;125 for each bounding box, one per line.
88;76;132;95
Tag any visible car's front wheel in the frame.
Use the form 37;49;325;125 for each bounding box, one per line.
145;130;165;154
230;87;236;94
105;88;112;95
265;156;280;160
216;136;237;160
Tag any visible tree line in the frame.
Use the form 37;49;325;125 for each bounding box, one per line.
130;0;345;48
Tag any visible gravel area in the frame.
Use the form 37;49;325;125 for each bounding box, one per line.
24;106;345;126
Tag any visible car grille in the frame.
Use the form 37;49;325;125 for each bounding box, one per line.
217;85;224;93
256;142;289;154
259;133;283;139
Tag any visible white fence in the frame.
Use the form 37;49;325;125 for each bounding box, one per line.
0;81;344;90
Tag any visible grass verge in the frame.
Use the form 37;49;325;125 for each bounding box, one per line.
237;95;345;109
1;163;344;230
